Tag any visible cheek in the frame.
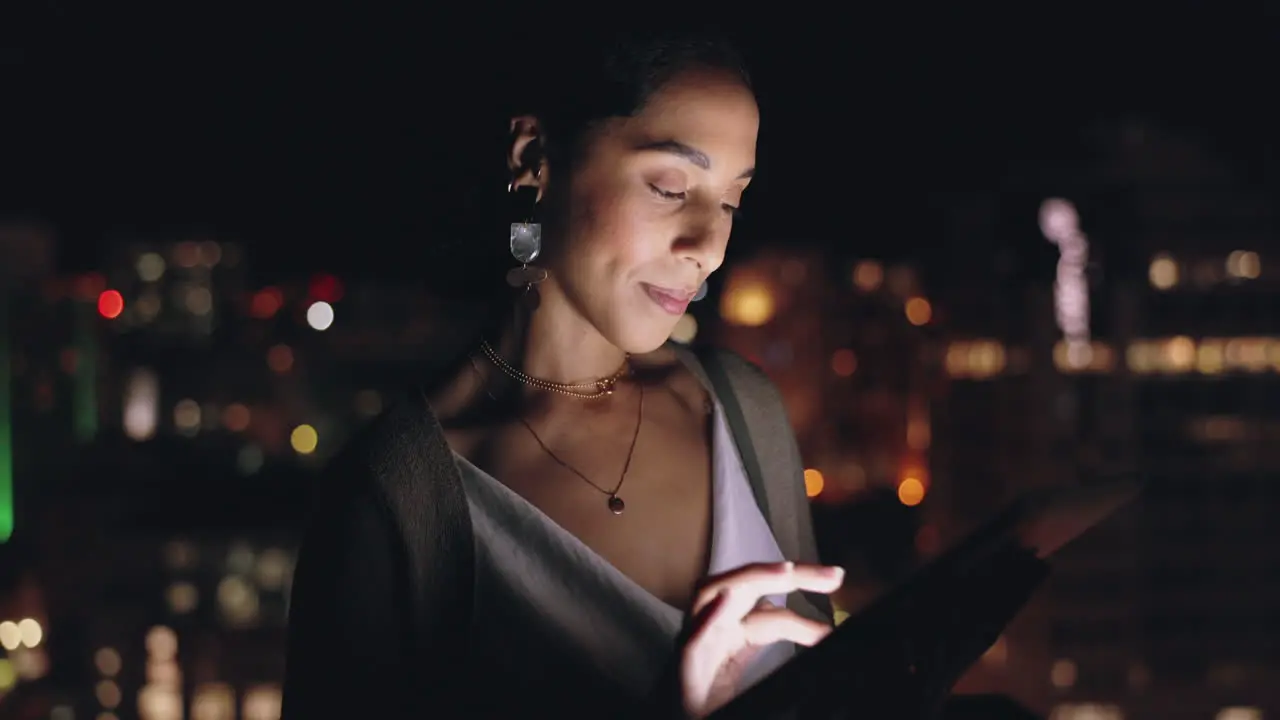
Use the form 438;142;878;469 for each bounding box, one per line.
563;184;667;277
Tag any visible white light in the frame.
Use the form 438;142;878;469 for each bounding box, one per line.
306;301;334;331
124;368;160;441
1040;198;1090;363
137;252;166;282
17;618;42;648
0;622;19;650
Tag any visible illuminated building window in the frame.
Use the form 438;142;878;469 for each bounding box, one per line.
145;626;178;662
217;575;261;627
1217;708;1262;720
243;683;283;720
904;297;932;326
897;477;925;507
803;469;824;498
166;582;199;615
138;684;182;720
1050;658;1077;689
95;647;122;677
137;252;166;282
1148;253;1178;289
96;679;122;709
124;369;161;441
852;260;883;292
1049;704;1122;720
255;548;292;591
174;399;201;435
185;286;213;316
192;682;235;720
720;278;776;327
1226;250;1260;280
944;340;1007;379
291;425;319;455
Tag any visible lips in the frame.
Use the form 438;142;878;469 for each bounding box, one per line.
642;283;696;316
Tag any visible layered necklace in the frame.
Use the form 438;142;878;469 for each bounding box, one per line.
475;340;642;515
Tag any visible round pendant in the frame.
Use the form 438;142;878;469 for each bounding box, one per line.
608;495;625;515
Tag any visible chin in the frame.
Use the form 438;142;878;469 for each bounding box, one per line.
599;314;677;356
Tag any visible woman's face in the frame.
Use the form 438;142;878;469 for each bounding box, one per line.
519;67;759;354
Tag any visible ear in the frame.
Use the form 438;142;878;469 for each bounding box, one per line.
507;115;548;200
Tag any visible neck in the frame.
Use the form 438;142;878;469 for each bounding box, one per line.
491;281;629;387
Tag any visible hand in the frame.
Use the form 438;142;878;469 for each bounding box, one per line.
679;562;845;718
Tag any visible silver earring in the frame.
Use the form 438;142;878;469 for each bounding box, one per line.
692;281;708;302
505;181;548;302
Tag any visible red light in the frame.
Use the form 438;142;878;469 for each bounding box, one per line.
308;273;344;303
97;289;125;319
250;287;284;319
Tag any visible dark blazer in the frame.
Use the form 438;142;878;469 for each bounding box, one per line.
281;346;831;718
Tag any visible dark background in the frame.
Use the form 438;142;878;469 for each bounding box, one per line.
4;4;1277;280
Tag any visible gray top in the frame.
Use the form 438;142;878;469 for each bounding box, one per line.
454;402;795;716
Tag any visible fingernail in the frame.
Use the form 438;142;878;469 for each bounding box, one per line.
827;566;846;581
783;561;795;572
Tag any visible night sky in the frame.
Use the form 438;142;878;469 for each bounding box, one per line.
3;5;1277;280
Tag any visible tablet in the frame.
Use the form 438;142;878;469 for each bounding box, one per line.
710;478;1143;718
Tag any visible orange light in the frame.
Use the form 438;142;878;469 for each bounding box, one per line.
98;290;125;319
803;469;825;498
905;297;932;326
897;477;926;506
830;349;857;377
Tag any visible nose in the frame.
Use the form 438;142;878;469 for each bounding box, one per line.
672;204;730;274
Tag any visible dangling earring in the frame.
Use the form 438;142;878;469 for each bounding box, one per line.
692;281;708;302
505;175;548;308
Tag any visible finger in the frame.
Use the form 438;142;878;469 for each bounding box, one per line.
741;608;833;648
693;562;845;618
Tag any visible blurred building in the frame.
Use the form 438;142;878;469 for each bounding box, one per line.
1;232;467;717
932;118;1278;720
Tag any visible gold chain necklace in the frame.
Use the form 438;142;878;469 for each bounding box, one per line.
479;340;630;399
469;356;644;515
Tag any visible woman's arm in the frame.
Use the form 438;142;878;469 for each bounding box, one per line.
281;468;422;717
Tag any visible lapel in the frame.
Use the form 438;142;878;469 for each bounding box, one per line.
673;344;832;624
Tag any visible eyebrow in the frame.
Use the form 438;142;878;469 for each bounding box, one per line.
637;140;755;180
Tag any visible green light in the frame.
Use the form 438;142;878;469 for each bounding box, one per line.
0;296;13;542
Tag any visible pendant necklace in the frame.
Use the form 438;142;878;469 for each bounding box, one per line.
471;346;644;515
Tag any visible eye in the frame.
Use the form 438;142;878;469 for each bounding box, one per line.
649;184;686;201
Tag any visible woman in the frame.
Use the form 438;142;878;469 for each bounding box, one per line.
282;27;844;718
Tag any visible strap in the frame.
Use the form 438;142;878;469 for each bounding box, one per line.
689;345;831;625
694;348;773;530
